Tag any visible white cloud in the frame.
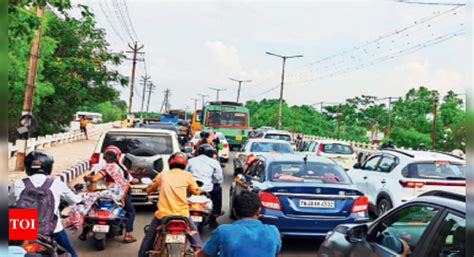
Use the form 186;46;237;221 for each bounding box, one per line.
205;41;243;76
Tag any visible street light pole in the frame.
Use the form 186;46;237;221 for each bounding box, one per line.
209;87;226;101
431;95;439;150
266;51;303;129
229;78;251;103
337;104;343;140
198;94;209;109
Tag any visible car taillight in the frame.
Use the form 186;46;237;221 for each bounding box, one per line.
90;153;100;166
223;143;228;148
23;242;45;252
317;144;323;156
259;191;282;211
351;195;368;213
165;220;188;233
399;180;425;188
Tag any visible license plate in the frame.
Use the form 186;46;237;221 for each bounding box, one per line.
131;189;145;194
165;234;186;244
92;224;110;233
299;200;335;208
191;216;203;223
235;135;242;141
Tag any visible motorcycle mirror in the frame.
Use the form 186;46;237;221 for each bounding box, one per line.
141;177;153;185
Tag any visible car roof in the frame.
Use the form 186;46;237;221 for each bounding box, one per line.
264;130;291;135
247;138;292;144
256;153;335;164
105;128;176;135
378;149;465;163
411;192;465;213
316;140;352;145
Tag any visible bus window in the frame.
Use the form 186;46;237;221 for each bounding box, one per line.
206;111;247;128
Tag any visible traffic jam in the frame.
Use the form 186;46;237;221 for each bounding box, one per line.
76;101;465;256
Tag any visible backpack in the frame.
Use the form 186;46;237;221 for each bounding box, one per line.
17;178;57;236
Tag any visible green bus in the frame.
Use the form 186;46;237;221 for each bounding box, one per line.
201;101;250;149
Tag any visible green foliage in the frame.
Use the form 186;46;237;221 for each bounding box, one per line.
8;3;127;139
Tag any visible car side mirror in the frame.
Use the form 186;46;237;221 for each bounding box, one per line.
345;224;368;243
353;163;362;169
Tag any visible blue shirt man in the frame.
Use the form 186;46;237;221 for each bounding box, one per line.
198;191;281;257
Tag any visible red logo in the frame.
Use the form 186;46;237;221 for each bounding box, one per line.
9;209;38;240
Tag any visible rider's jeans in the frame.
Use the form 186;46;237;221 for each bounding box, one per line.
123;194;136;232
210;183;222;215
53;229;78;257
138;217;202;257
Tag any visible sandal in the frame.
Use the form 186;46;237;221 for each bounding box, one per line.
123;234;137;243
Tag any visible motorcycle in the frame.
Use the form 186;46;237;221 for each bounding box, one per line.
9;234;71;257
146;216;194;257
72;182;127;251
187;182;213;231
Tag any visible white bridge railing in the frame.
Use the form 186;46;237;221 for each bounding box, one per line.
8;122;117;159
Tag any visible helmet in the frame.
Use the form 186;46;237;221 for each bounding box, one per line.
104;145;121;161
25;151;54;176
200;131;209;138
197;144;217;158
168;152;188;169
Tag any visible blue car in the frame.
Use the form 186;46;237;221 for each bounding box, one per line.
229;153;369;237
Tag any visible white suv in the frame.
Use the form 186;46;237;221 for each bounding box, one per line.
301;140;357;170
90;128;186;205
347;149;465;216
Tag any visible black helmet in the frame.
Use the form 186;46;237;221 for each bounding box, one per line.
25;151;54;176
197;144;217;158
168;152;188;169
200;131;209;138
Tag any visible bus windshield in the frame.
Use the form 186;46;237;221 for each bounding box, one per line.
206;111;247;128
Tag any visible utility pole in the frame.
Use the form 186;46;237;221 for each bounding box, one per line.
229;78;251;103
431;95;439;150
126;41;144;114
160;89;171;113
266;51;303;129
337;104;343;140
146;82;156;113
140;74;151;113
191;98;199;110
15;4;46;171
198;94;209;109
209;87;226;101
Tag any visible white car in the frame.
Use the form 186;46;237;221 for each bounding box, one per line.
347;148;465;216
90;128;185;205
189;131;230;162
233;138;294;176
301;140;357;170
262;130;296;150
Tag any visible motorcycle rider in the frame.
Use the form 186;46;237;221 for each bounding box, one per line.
186;144;224;229
11;151;81;257
194;131;214;150
138;152;203;257
417;143;426;151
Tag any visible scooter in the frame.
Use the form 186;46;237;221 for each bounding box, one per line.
146;216;194;257
9;234;71;257
187;182;213;231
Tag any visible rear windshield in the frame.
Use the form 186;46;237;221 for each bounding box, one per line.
264;134;291;142
102;134;174;154
322;143;353;154
404;162;465;180
269;162;350;184
250;142;293;153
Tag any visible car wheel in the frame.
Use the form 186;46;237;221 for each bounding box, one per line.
376;198;393;216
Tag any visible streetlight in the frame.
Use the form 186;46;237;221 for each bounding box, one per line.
209;87;226;101
266;51;303;129
229;78;252;103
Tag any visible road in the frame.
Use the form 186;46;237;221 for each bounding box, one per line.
67;153;322;256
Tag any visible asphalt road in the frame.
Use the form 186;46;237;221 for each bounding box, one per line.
67;153;321;256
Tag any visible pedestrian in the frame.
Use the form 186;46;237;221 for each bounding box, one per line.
11;151;82;257
198;190;281;257
138;153;203;257
79;115;88;140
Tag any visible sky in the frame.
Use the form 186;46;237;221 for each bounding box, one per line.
71;0;471;112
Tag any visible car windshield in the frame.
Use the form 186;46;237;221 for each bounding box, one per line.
269;161;350;184
264;133;291;141
101;134;174;154
411;162;465;180
250;142;293;153
322;143;353;154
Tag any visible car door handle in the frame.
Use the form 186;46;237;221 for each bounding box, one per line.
381;179;386;184
363;176;368;179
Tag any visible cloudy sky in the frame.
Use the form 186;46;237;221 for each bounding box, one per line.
72;0;470;111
